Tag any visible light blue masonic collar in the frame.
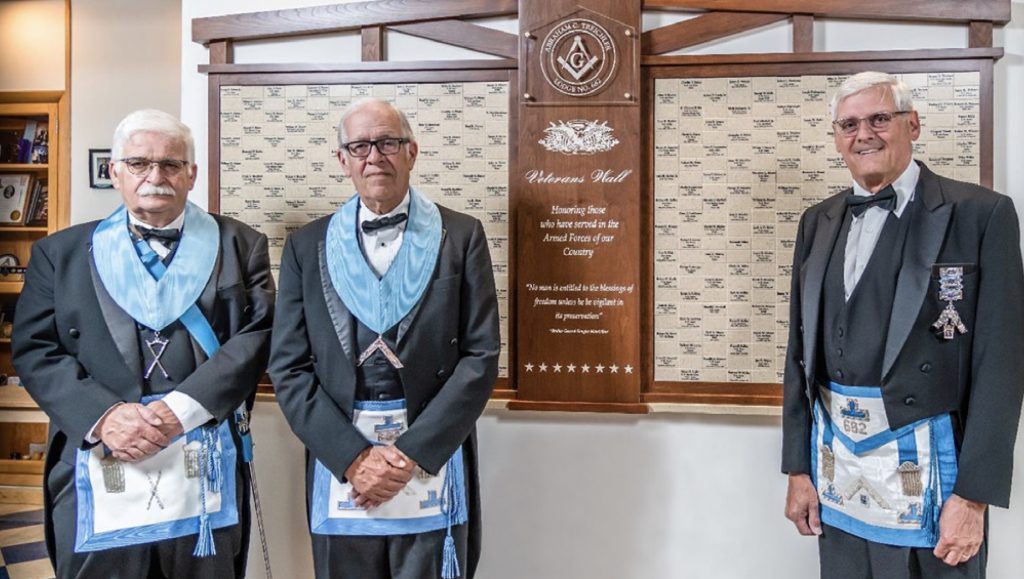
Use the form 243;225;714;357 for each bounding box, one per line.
92;201;219;332
326;188;442;334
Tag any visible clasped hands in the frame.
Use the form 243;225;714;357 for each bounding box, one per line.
95;401;184;462
344;446;418;509
785;473;986;566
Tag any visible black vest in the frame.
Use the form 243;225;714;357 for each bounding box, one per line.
354;319;405;402
134;237;195;395
138;322;197;395
820;199;917;386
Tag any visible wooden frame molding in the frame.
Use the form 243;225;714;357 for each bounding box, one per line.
361;26;386;61
640;0;1010;24
390;20;518;59
192;0;517;44
642;11;789;55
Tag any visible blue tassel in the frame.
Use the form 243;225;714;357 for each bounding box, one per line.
441;533;460;579
193;513;216;557
438;453;465;578
448;457;466;522
924;490;938;544
203;428;222;493
209;449;222;493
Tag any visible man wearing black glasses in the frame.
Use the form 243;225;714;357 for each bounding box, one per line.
271;98;500;579
782;71;1024;578
13;109;274;578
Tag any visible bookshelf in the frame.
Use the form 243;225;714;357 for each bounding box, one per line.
0;92;65;504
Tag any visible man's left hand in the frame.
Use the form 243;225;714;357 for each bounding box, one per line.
144;400;185;439
933;493;986;566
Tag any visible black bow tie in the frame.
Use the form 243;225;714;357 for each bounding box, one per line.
136;225;181;243
361;213;408;234
846;185;897;217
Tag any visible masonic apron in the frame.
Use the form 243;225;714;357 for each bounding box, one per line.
812;382;958;547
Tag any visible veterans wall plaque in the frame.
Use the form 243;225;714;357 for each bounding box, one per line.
513;0;643;409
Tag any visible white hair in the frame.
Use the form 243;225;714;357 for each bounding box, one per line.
111;109;195;165
336;97;415;148
829;72;915;121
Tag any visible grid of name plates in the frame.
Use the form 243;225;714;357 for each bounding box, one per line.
219;82;511;376
653;72;980;384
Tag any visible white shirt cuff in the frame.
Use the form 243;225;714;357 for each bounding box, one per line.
86;402;123;444
161;391;215;433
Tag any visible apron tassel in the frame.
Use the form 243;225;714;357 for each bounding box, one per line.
193;513;216;557
924;488;939;544
441;532;460;579
193;428;218;558
439;454;465;578
925;421;942;545
203;427;222;493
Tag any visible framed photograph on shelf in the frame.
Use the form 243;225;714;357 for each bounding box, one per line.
89;148;113;189
0;173;31;224
25;179;48;227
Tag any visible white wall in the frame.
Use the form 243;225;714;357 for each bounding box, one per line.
0;0;64;92
69;0;181;225
172;3;1024;578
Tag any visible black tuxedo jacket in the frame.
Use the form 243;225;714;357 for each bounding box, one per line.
12;215;275;468
782;162;1024;508
268;204;500;569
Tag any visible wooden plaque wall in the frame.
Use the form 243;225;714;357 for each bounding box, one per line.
195;1;1004;411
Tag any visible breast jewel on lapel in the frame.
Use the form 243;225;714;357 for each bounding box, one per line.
932;266;968;340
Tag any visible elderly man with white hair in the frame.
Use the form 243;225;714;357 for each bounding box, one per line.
270;97;500;579
13;109;274;578
781;71;1024;578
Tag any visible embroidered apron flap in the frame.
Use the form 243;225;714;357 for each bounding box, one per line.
819;382;924;456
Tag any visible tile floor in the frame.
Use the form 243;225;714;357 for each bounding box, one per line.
0;504;53;579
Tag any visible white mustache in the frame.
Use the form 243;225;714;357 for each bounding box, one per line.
137;184;176;197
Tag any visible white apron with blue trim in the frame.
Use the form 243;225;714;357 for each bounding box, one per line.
74;400;238;552
311;399;467;536
812;381;958;547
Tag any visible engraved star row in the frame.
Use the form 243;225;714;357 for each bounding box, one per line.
523;363;634;374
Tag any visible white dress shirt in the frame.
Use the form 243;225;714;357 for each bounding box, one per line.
843;160;920;300
358;191;411;277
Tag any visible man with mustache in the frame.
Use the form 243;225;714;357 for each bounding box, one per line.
270;98;500;578
13;109;274;578
782;71;1024;578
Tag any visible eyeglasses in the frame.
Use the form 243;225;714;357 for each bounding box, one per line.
118;157;190;177
340;137;410;158
832;111;911;137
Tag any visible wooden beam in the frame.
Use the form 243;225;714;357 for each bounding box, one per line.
390;20;518;59
192;0;517;44
362;26;386;61
641;0;1010;24
208;40;234;65
792;14;813;52
198;59;516;75
643;46;1003;67
969;21;994;49
642;12;788;55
